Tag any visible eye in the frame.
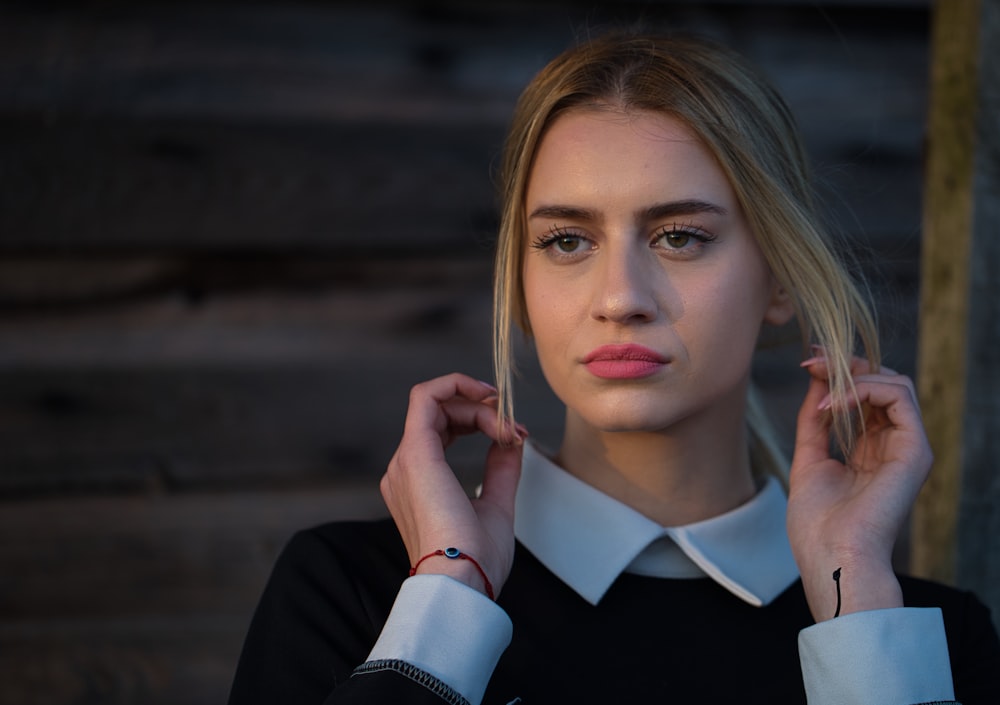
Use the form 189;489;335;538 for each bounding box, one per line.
661;231;692;249
530;228;594;259
652;225;716;255
553;235;584;253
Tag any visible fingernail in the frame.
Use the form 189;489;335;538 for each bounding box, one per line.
501;420;526;443
800;356;823;367
817;395;832;412
810;344;826;355
479;380;498;392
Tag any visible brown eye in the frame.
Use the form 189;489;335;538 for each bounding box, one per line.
651;227;716;257
555;236;582;252
530;230;594;259
662;231;691;248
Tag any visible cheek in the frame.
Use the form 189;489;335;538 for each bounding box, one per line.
523;263;562;329
523;269;579;369
687;263;773;348
522;269;542;331
525;288;566;347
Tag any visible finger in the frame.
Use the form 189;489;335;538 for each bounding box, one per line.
386;375;524;507
793;356;881;471
848;379;933;492
852;371;914;394
793;376;833;469
403;373;499;436
401;378;508;457
435;397;499;441
478;441;523;521
800;352;878;381
436;397;527;448
834;377;924;432
817;373;918;416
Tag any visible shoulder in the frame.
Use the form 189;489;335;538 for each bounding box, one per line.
260;517;409;620
253;518;409;652
230;518;410;702
289;516;406;558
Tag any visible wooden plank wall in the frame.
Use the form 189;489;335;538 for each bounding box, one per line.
0;2;932;703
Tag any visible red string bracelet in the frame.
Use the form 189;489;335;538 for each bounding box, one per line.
409;547;495;600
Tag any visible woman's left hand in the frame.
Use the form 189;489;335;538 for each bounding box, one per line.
786;356;933;622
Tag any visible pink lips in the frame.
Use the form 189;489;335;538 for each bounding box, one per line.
582;344;669;379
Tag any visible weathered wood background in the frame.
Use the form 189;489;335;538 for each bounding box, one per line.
911;0;1000;644
0;1;938;703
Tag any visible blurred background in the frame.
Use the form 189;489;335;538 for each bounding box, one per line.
0;0;944;702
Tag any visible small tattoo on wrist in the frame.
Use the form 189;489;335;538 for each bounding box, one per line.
832;567;842;618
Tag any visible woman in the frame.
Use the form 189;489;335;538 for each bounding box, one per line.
228;32;1000;705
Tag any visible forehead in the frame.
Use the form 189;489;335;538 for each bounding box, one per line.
526;109;737;212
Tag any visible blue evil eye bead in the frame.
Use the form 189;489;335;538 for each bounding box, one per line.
444;547;461;559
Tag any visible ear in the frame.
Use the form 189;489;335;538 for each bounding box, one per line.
763;279;795;326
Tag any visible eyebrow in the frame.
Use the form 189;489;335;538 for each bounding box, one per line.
528;199;728;222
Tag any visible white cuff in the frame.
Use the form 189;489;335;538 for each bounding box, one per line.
798;607;954;705
366;575;512;705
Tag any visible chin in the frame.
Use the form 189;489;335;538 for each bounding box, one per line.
596;419;675;434
551;377;714;434
575;403;685;435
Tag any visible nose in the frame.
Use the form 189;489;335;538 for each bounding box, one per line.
590;241;659;324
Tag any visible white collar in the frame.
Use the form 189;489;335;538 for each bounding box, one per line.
513;441;800;607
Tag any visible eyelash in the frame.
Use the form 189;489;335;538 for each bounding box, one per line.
652;223;718;251
530;224;717;257
530;227;586;253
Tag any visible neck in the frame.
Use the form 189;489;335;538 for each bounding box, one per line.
555;402;757;527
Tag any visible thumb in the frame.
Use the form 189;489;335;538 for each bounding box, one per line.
478;441;523;520
793;376;833;471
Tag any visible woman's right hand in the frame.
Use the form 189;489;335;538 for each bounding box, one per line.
380;373;526;599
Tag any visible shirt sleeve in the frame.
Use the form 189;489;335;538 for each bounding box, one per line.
798;607;955;705
365;575;513;705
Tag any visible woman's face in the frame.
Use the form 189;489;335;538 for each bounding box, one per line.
522;109;792;434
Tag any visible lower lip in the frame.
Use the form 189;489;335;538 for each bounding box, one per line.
584;360;666;379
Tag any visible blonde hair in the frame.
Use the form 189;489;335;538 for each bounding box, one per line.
492;32;879;480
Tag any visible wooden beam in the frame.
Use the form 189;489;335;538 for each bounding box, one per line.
912;0;980;583
955;0;1000;626
914;1;1000;631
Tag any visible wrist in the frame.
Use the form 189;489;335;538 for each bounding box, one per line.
410;548;495;600
833;566;903;617
801;555;902;622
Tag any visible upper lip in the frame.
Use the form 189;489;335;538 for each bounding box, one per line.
582;344;669;363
